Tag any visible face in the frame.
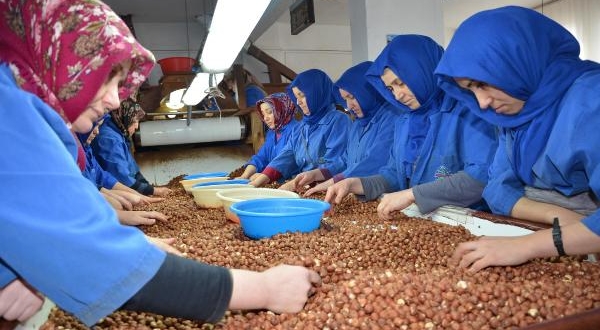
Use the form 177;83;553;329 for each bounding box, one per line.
85;119;104;145
380;68;420;110
128;119;139;137
292;87;310;115
71;61;131;133
454;78;525;115
339;88;363;118
260;102;276;130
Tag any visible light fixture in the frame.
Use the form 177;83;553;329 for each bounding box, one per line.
181;72;224;106
167;0;270;109
200;0;272;73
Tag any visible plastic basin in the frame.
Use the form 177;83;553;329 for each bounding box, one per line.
180;176;230;193
230;198;330;239
191;180;253;208
157;57;196;74
184;171;229;180
216;188;300;224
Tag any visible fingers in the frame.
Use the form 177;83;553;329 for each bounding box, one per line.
147;211;168;222
307;269;321;286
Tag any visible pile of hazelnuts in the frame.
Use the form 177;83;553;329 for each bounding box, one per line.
44;175;600;329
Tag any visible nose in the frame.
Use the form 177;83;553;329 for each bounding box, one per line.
392;87;404;102
473;90;492;109
103;84;121;110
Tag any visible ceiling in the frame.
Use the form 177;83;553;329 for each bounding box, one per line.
102;0;546;41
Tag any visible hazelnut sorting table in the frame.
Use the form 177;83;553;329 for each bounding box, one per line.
37;176;600;330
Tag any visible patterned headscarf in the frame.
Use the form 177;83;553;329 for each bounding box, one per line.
286;69;336;125
335;61;384;127
0;0;154;168
111;96;145;137
255;92;297;133
435;6;600;184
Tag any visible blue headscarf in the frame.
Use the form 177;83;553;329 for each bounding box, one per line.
366;35;445;177
286;69;336;125
335;61;385;127
435;6;600;185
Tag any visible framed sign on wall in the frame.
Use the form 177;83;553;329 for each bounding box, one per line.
290;0;315;35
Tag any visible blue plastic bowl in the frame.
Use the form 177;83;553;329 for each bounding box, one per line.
184;171;229;180
192;179;250;188
230;198;330;239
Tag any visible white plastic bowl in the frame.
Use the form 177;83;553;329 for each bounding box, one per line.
216;188;300;223
191;184;254;208
180;176;229;193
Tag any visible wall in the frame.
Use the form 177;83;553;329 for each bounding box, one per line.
132;19;352;86
363;0;444;60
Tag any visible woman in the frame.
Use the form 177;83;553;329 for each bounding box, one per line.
324;35;498;219
237;93;300;180
91;96;170;196
296;61;399;195
78;117;170;226
0;0;319;325
435;6;600;272
250;69;352;187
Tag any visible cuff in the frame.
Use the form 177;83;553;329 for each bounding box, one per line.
332;173;345;183
320;168;333;180
262;167;282;183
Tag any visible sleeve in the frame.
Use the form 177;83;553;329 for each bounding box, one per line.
460;112;499;184
0;87;165;327
92;133;137;187
482;132;525;215
122;254;232;323
319;113;351;175
90;156;118;189
263;133;299;181
359;175;392;201
247;130;275;172
341;111;396;178
582;211;600;236
132;172;154;196
412;171;485;213
0;261;17;288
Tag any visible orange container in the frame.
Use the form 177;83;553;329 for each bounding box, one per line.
157;57;196;74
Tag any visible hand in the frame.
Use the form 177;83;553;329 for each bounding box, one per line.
261;265;321;313
145;235;183;256
377;189;415;220
324;178;362;204
249;173;270;187
152;187;171;197
294;170;324;189
451;236;531;272
278;180;297;192
109;190;142;206
304;179;334;197
139;195;164;204
249;173;261;180
0;280;44;322
117;210;168;226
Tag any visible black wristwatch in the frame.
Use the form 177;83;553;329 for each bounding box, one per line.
552;217;566;257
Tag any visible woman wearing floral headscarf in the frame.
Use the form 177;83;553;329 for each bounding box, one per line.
435;6;600;272
0;0;319;325
92;95;171;196
238;92;300;179
250;69;352;187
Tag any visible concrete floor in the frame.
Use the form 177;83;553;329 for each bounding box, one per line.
134;141;254;185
